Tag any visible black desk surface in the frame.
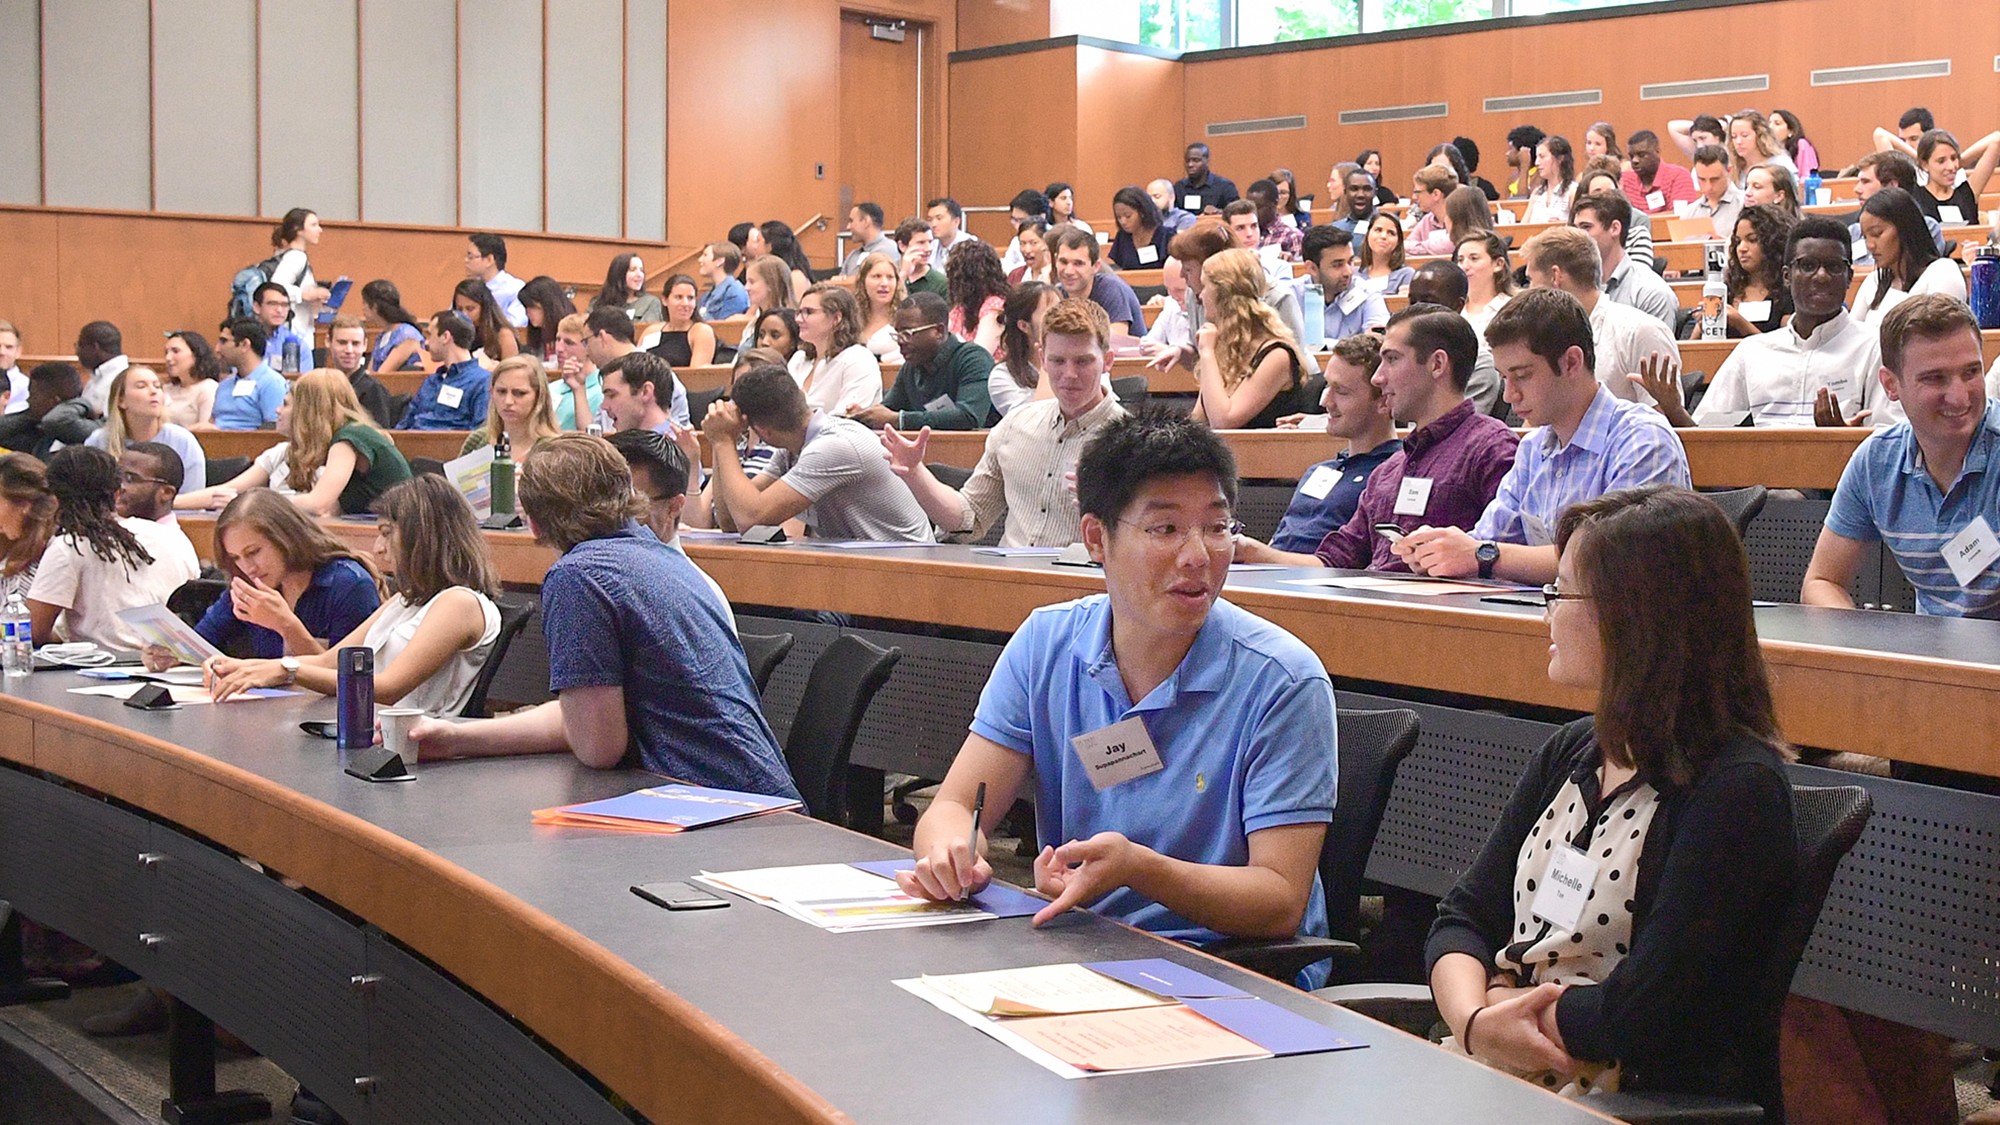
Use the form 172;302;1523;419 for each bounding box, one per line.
1;670;1611;1124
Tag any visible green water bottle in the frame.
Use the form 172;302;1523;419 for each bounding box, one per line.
490;431;516;516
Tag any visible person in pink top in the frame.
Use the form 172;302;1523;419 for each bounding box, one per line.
1405;165;1458;257
1619;131;1697;217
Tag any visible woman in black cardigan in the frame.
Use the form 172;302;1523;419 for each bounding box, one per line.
1426;485;1799;1118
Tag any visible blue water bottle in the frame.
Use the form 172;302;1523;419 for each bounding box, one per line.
1970;247;2000;330
1803;169;1823;207
336;646;375;751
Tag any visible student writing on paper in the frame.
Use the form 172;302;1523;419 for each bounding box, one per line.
898;408;1337;984
409;436;799;798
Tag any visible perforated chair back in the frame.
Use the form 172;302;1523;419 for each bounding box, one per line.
738;631;795;694
409;457;447;479
1327;709;1420;942
1703;486;1769;540
459;595;537;718
783;635;900;825
1773;786;1873;993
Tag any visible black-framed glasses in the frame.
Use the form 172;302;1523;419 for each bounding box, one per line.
891;323;945;344
1787;257;1850;278
119;471;173;487
1541;583;1594;609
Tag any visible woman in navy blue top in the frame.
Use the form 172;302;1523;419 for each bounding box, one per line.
150;488;383;665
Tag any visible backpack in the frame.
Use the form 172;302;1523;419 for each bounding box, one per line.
227;253;286;321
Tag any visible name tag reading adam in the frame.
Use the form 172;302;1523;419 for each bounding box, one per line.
1942;516;2000;588
1071;716;1164;791
437;384;465;410
1530;844;1599;933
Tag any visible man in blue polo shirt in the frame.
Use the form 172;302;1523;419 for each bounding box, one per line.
211;317;288;430
396;311;490;431
409;434;798;797
1805;295;2000;618
899;408;1336;982
1051;225;1147;343
1264;332;1399;553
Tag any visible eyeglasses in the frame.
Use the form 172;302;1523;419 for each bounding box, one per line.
1541;583;1594;610
1788;258;1850;277
119;471;172;487
1117;518;1244;551
891;323;945;344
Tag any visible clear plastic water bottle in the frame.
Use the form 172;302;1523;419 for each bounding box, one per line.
2;590;32;677
1299;283;1326;349
281;336;301;374
1970;247;2000;330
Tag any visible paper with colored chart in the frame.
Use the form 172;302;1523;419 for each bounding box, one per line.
113;604;224;666
442;445;494;520
693;863;996;932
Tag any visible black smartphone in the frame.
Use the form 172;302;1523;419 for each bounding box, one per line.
1373;523;1407;542
299;720;339;740
631;881;730;911
1480;594;1546;608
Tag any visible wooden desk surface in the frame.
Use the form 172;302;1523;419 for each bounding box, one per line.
196;427;469;464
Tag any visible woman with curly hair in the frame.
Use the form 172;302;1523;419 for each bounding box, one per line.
787;282;882;417
1720;204;1795;337
26;446;198;650
1192;248;1314;429
1728;109;1795;186
159;330;220;428
945;239;1009;355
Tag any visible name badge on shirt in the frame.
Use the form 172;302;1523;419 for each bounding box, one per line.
1393;477;1433;517
1523;512;1552;546
1071;716;1165;792
1645;190;1666;211
922;394;955;412
1336;285;1368;315
1184;194;1203;211
1938;205;1965;226
1737;299;1772;322
1852;238;1869;263
1530;844;1600;933
1942;516;2000;588
231;379;257;397
437;384;465;410
1299;465;1339;500
1136;244;1160;265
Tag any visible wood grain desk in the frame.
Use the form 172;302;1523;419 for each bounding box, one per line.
195;428;470;465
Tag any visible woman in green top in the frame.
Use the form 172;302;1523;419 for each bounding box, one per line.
460;355;563;458
595;253;666;323
182;369;412;517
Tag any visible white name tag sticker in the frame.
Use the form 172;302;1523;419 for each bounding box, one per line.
1337;285;1368;314
1136;244;1160;265
1938;205;1965;226
1737;300;1772;322
1184;194;1202;211
1530;845;1600;933
1523;512;1552;546
1393;476;1433;517
1299;465;1338;500
231;379;257;398
1852;238;1869;263
436;383;465;410
922;394;955;412
1645;190;1666;211
1070;716;1164;791
1942;516;2000;587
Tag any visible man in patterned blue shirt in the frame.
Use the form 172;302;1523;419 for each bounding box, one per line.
1805;295;2000;618
1397;287;1690;584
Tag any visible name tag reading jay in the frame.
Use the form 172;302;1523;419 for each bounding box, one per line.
1071;716;1164;792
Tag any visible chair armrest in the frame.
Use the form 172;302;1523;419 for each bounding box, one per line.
1582;1092;1764;1123
1205;936;1360;983
1309;981;1441;1037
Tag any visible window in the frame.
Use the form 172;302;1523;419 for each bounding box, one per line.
1126;0;1661;50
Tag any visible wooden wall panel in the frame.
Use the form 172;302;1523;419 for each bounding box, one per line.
0;210;63;352
955;0;1048;50
0;3;42;204
947;46;1078;246
1073;46;1182;223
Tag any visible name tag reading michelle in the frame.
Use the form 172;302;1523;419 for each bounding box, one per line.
1530;844;1599;933
1299;465;1338;500
1136;244;1160;265
1737;300;1772;322
922;394;956;412
1071;716;1164;791
1942;516;2000;587
1938;205;1964;226
231;379;257;398
1645;190;1666;211
437;384;465;410
1393;476;1433;517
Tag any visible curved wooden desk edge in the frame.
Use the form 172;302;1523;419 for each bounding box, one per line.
0;696;850;1125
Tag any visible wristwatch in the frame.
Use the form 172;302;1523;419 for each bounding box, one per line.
278;657;300;686
1475;541;1500;580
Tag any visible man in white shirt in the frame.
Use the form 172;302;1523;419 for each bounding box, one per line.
72;321;128;418
27;446;199;652
465;233;528;327
1676;145;1742;237
880;298;1126;548
925;197;979;271
0;320;25;414
1522;228;1677;410
1143;257;1192;355
840;202;900;277
1572;192;1677;328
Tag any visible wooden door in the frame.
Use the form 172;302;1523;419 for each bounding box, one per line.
839;13;923;236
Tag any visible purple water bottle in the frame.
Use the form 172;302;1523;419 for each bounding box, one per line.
1970;247;1999;330
336;646;375;751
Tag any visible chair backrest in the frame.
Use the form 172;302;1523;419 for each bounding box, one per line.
205;456;250;488
459;595;538;718
1324;709;1421;942
1703;485;1769;540
686;387;726;423
1770;784;1873;996
738;631;795;694
783;635;900;824
409;457;447;479
926;462;973;490
167;578;229;630
1110;375;1150;409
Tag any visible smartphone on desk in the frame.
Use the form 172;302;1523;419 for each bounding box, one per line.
632;881;730;911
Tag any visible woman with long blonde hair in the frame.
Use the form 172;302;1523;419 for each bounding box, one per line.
179;370;412;517
461;355;562;457
85;366;207;493
1192;248;1314;429
1727;109;1795;186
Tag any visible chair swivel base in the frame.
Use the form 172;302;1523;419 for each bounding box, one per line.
161;1090;273;1125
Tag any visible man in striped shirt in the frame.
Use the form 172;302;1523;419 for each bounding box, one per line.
1805;295;2000;617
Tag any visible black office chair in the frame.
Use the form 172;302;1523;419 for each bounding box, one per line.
167;578;228;629
686;387;726;422
782;635;900;826
1110;375;1150;409
409;457;447;479
1210;708;1420;984
1702;486;1769;540
1316;784;1873;1125
204;456;250;487
387;392;412;425
738;631;794;694
927;463;973;489
458;595;538;719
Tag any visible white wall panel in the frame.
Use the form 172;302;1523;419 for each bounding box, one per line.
624;0;667;241
42;0;151;209
358;0;455;225
0;3;42;203
261;0;359;220
545;0;623;237
153;0;257;215
458;0;541;231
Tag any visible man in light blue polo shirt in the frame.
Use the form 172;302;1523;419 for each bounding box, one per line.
1302;224;1389;341
211;317;288;431
1397;287;1689;585
1805;295;2000;617
898;408;1337;983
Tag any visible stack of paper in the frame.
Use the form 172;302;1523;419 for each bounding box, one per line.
895;958;1364;1078
532;784;801;834
693;862;1045;933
